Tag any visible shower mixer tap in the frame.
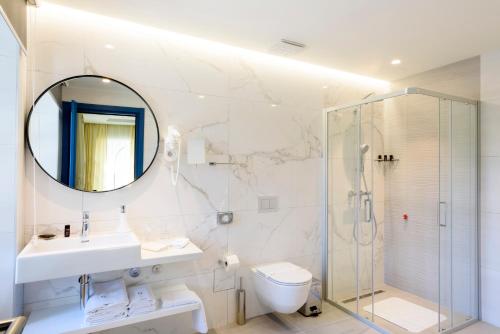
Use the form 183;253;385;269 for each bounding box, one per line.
348;190;371;198
348;190;372;210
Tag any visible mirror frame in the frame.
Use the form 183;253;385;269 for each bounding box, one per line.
26;75;160;193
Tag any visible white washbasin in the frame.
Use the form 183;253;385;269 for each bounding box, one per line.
16;232;141;283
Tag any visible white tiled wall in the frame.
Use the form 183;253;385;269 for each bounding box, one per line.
480;50;500;327
23;4;388;332
383;94;441;301
0;11;24;318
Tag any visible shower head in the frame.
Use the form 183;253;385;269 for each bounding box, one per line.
360;144;369;172
360;144;370;155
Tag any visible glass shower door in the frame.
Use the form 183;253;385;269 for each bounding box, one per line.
357;101;379;322
326;102;379;319
439;99;478;332
327;106;361;313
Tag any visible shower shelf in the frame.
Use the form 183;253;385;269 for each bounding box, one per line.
374;159;399;162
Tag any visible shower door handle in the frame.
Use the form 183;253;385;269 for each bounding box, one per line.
439;201;447;227
364;198;372;223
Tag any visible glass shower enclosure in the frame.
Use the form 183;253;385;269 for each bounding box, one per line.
323;88;478;333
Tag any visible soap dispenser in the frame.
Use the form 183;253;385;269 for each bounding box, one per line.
117;205;130;233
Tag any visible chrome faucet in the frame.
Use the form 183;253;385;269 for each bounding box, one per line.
81;211;90;243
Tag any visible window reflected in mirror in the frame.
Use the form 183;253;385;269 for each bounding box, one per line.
28;76;159;192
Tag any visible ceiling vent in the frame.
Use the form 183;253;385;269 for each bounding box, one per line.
269;39;306;57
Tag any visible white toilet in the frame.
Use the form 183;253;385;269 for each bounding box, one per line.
251;262;312;314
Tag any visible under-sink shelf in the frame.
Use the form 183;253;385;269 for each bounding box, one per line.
23;285;200;334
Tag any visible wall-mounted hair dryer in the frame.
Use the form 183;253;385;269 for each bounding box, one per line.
164;126;181;186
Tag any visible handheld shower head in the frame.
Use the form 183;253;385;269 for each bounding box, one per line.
360;144;370;155
360;144;370;171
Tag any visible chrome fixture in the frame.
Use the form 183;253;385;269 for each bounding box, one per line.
208;161;247;167
217;211;234;225
81;211;90;243
128;267;141;278
79;274;90;309
0;316;26;334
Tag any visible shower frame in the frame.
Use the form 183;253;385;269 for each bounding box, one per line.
321;87;480;334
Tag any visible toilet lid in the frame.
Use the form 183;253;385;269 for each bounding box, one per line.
255;262;312;286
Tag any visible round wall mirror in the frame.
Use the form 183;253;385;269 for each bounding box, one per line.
27;75;160;192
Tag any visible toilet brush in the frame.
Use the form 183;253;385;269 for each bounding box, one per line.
236;277;246;325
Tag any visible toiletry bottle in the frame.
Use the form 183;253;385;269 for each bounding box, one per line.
117;205;130;233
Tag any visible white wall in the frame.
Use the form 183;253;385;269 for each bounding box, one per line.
393;57;480;100
23;4;388;332
0;10;25;318
29;92;61;178
383;94;441;301
480;50;500;327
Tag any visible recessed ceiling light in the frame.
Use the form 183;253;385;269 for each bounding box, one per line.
198;95;205;99
104;44;115;50
391;59;401;65
102;78;111;83
271;104;278;107
322;85;328;89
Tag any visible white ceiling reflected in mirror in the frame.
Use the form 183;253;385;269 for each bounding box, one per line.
27;75;160;192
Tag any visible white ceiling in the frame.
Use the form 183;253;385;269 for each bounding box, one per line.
44;0;500;80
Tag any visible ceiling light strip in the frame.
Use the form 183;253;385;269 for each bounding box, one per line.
40;2;389;88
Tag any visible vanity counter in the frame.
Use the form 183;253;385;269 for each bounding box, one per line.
16;234;203;283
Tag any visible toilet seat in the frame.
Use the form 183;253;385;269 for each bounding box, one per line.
254;262;312;286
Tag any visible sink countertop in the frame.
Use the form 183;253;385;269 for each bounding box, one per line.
16;232;203;284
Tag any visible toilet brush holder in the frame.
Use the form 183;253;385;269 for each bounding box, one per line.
236;277;246;325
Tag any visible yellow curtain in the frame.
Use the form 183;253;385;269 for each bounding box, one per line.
74;116;135;191
84;123;108;191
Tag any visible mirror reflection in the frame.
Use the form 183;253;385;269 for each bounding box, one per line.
28;76;159;192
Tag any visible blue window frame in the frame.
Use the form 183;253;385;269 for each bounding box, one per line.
60;100;145;188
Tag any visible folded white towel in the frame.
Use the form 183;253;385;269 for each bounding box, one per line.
161;289;199;308
127;284;157;316
166;237;190;249
127;284;156;307
141;241;169;252
86;309;127;325
85;278;129;315
160;289;208;333
142;238;190;252
128;303;157;316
